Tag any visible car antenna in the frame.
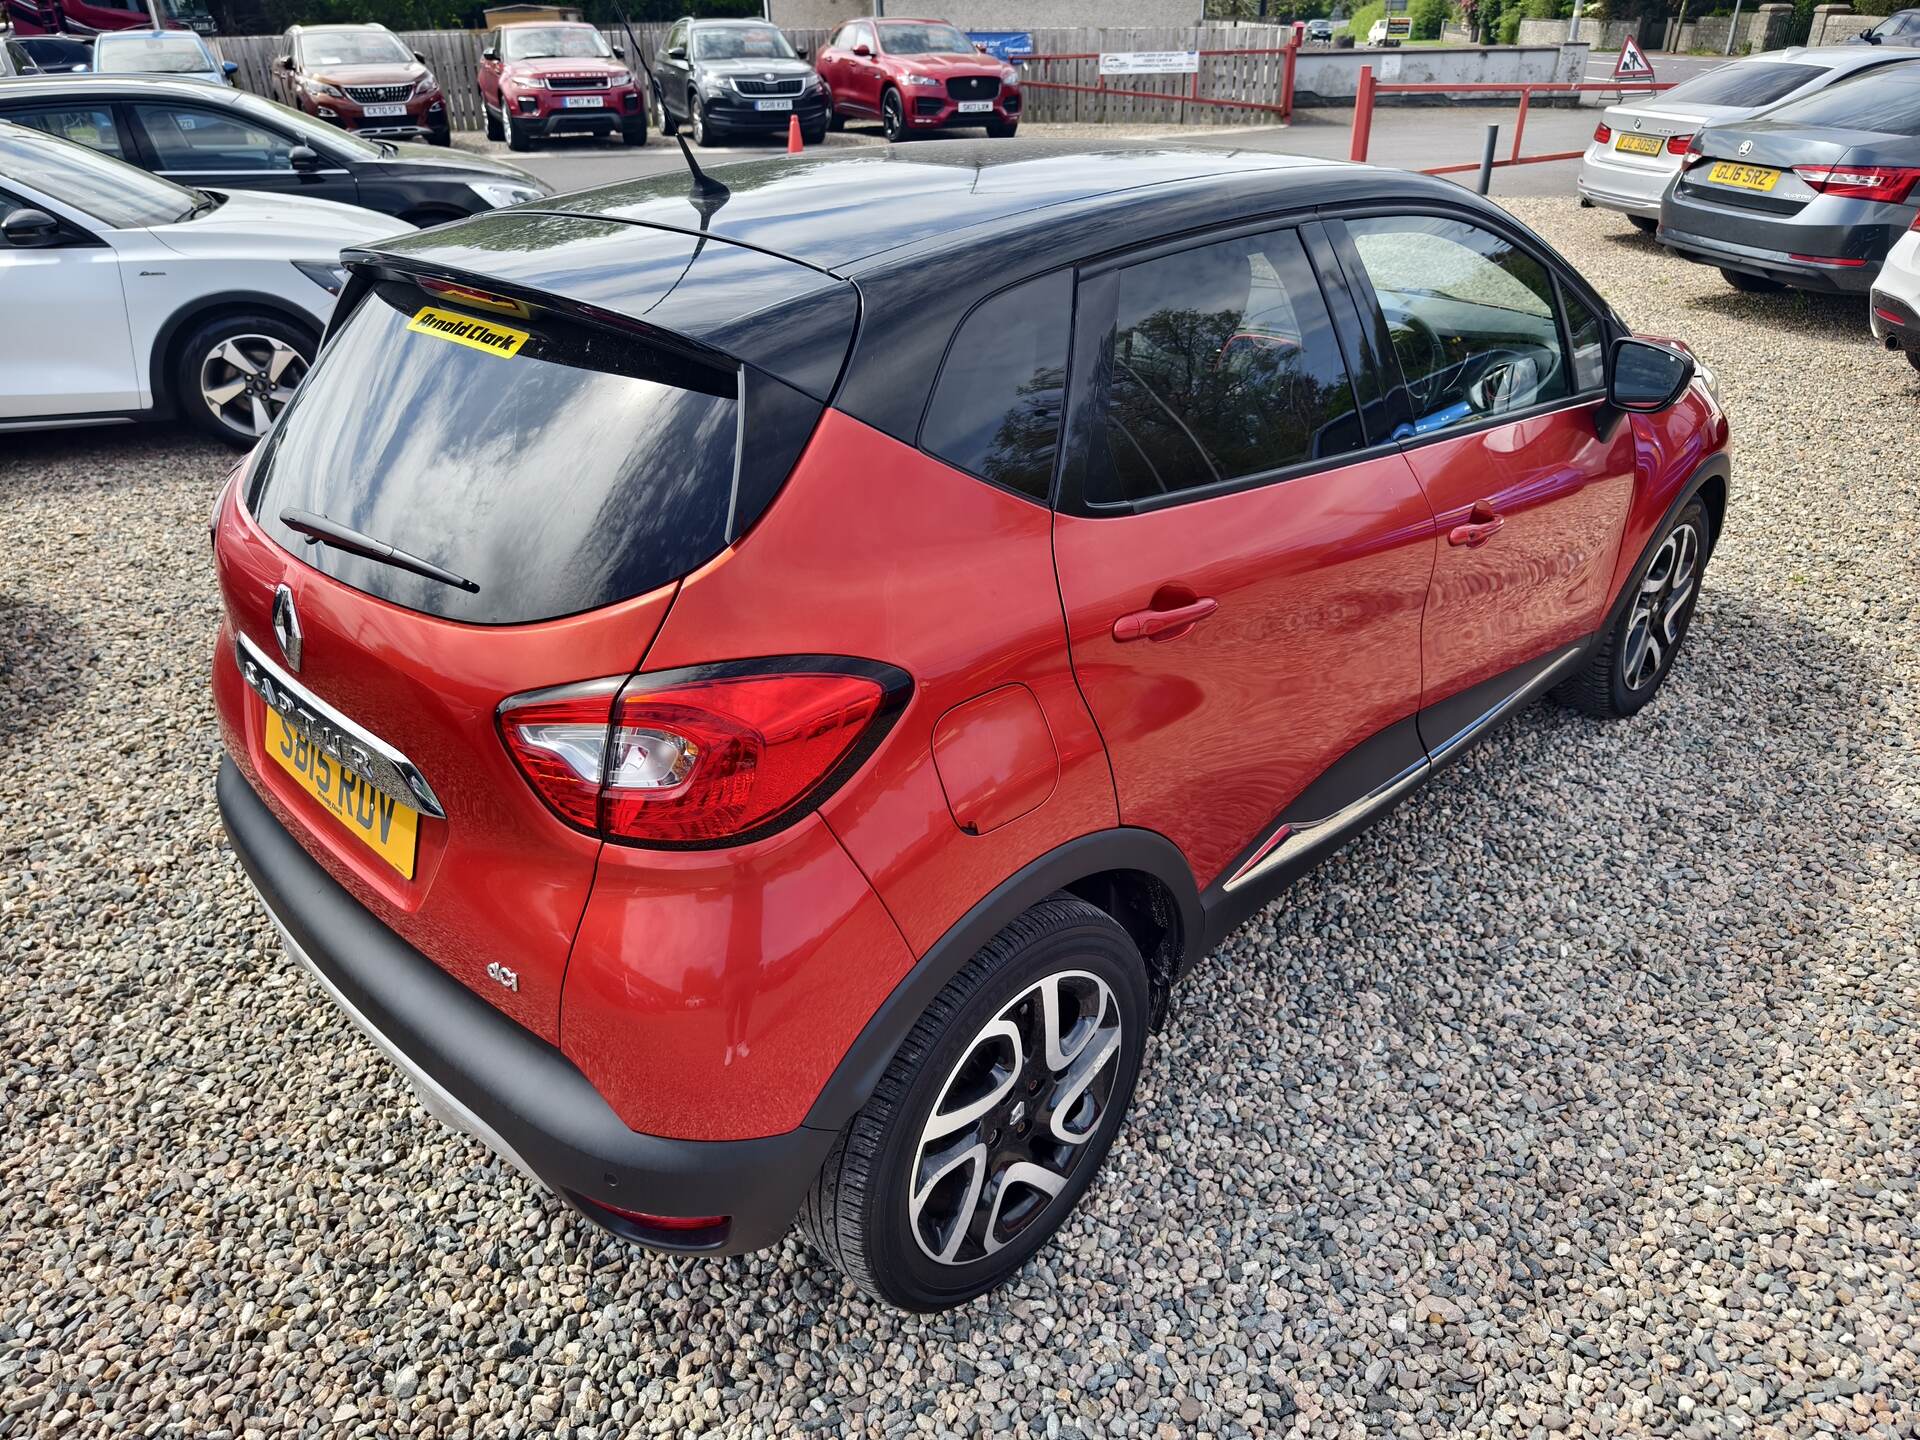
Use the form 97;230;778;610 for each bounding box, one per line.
606;0;728;209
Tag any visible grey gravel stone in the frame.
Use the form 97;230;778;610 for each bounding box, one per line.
0;196;1915;1438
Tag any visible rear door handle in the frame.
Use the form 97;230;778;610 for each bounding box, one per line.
1113;597;1218;643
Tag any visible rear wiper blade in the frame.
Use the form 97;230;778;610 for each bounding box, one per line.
280;508;479;593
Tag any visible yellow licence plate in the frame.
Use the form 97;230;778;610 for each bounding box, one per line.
266;706;420;877
1615;132;1662;156
1708;161;1780;192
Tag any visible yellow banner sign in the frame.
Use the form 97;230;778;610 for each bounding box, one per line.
407;305;530;360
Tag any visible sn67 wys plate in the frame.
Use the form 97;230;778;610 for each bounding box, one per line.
1708;161;1780;192
266;706;420;877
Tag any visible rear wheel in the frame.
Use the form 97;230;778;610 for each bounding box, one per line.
881;87;907;143
801;896;1149;1311
1628;215;1656;233
1720;267;1783;293
1906;348;1920;373
651;83;677;136
1554;497;1710;719
176;313;315;448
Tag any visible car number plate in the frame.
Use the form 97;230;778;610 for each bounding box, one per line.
1614;132;1662;156
1708;161;1780;192
563;95;605;108
754;98;793;111
266;705;420;877
362;103;409;117
956;100;994;113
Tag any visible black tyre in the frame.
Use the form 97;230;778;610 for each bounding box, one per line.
880;87;907;143
800;896;1149;1311
1628;215;1656;233
483;99;503;142
173;313;316;448
622;115;647;146
826;91;845;130
504;107;534;152
651;84;677;136
1554;497;1710;719
1720;267;1783;293
429;127;452;147
1906;347;1920;374
690;94;723;147
985;117;1018;139
802;121;828;146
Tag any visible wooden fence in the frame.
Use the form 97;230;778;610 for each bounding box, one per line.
210;24;1311;133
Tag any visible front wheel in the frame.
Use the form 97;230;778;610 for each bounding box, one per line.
984;117;1018;139
504;107;533;152
690;94;722;147
622;114;647;146
880;87;907;143
800;896;1149;1311
1720;267;1783;293
1554;497;1710;719
176;314;315;448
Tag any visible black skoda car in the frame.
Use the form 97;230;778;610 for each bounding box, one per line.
650;16;829;147
0;73;550;225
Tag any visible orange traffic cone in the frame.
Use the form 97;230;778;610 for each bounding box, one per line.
787;114;803;154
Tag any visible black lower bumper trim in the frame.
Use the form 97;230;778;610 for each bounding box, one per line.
217;757;834;1256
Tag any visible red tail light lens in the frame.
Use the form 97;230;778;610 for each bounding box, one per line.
499;661;907;847
1794;165;1920;203
1593;122;1612;145
1665;132;1693;155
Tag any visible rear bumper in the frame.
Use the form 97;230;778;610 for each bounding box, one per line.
1656;222;1878;294
1576;147;1674;219
217;756;835;1256
1872;288;1917;347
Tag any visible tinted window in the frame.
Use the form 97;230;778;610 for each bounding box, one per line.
1766;67;1920;134
1656;60;1823;108
921;271;1069;502
136;104;292;170
7;105;129;161
1563;285;1606;393
0;119;194;226
1089;229;1363;505
246;281;742;625
1347;215;1569;437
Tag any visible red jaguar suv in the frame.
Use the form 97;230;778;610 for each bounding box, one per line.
815;16;1020;141
212;144;1730;1310
478;20;645;151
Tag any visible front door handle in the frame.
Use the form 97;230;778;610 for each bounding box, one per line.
1448;501;1504;548
1113;596;1218;643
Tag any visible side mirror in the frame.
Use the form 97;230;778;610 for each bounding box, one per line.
289;143;321;171
794;43;808;58
1;207;62;248
482;45;497;61
611;43;624;57
852;43;872;57
666;44;686;59
276;54;292;69
413;49;426;63
222;59;237;75
1608;336;1696;412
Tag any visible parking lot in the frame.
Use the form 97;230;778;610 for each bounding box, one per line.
3;182;1916;1439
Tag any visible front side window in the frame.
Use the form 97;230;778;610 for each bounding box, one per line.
691;25;795;60
1562;286;1606;394
1346;215;1570;437
1090;228;1364;505
229;89;382;158
7;104;129;161
921;271;1070;502
0;117;199;227
135;104;292;171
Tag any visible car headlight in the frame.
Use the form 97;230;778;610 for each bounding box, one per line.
303;78;344;97
1002;67;1020;84
414;70;437;96
467;179;546;209
902;73;940;87
604;70;631;87
293;259;348;296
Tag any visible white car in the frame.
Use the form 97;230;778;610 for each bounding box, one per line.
1869;225;1920;372
0;119;410;446
91;29;237;86
1579;46;1920;229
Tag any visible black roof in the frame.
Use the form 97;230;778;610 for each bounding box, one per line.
352;141;1530;441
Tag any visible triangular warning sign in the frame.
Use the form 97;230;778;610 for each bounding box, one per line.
1614;36;1657;81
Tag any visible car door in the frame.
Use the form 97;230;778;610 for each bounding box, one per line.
657;20;691;121
816;23;845;101
126;100;358;207
1052;222;1437;891
1329;212;1635;735
0;185;140;418
843;21;880;114
478;35;503;110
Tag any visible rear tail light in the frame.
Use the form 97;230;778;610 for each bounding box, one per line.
1681;135;1710;170
1793;164;1920;203
499;660;909;847
1665;132;1693;155
1788;252;1867;267
1593;122;1612;145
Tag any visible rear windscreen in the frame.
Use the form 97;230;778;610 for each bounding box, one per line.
1658;60;1822;109
247;279;740;625
1767;68;1920;135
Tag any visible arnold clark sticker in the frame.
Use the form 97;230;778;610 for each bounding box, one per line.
406;305;531;359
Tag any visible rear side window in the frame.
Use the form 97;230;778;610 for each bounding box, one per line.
247;280;743;625
920;271;1070;502
1089;228;1363;505
1769;67;1920;134
1658;60;1823;109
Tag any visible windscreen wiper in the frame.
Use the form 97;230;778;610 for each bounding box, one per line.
280;509;479;593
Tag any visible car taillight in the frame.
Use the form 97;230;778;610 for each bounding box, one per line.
1794;164;1920;203
1593;122;1612;144
1681;135;1710;169
1665;132;1693;155
499;661;907;847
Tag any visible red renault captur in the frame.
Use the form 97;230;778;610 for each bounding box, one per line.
213;143;1730;1311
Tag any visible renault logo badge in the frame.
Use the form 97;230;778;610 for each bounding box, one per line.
272;584;302;672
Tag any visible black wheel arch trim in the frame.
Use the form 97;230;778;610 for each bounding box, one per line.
1601;447;1730;642
148;290;324;416
801;826;1202;1131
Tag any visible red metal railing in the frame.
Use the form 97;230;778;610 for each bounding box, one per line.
1019;26;1307;125
1348;67;1674;173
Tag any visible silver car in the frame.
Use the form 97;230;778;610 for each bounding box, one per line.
1578;46;1920;227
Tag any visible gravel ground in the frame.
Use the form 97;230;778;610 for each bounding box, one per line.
2;199;1916;1439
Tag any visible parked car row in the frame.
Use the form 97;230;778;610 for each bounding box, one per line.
1579;46;1920;372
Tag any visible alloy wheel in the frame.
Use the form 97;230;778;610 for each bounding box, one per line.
691;96;706;146
882;91;904;142
200;335;305;439
908;970;1122;1266
1622;520;1700;691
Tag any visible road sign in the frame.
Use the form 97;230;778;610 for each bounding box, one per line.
1385;15;1413;38
1098;50;1200;75
1614;36;1657;81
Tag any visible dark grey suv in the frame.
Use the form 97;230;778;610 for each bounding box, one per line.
650;16;828;148
1659;63;1920;293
